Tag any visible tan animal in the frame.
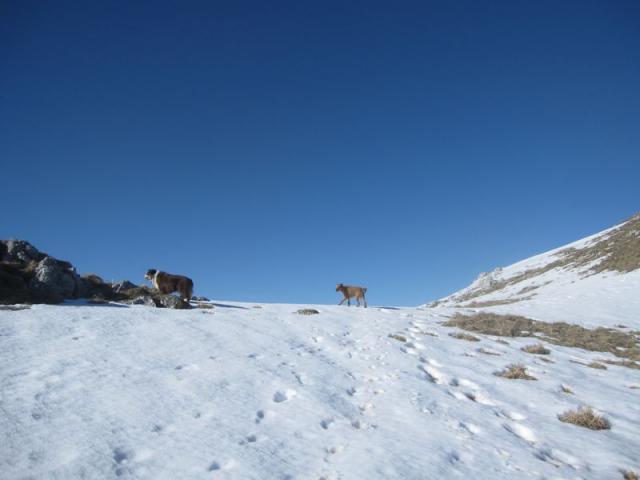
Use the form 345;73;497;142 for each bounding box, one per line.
336;283;368;307
145;269;194;301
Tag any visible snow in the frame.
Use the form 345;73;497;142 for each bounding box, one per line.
432;215;640;329
2;301;639;479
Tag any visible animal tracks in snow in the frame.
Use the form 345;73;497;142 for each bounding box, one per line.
273;389;297;403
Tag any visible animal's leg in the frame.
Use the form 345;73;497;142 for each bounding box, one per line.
339;297;347;305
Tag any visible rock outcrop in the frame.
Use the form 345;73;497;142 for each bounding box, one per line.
0;240;191;309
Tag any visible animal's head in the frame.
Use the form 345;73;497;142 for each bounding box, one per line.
145;269;157;280
336;283;344;292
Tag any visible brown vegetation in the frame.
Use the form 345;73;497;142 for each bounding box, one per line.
388;334;407;342
522;343;550;355
587;362;607;370
599;359;640;370
495;364;537;380
558;407;611;430
449;332;480;342
444;312;640;361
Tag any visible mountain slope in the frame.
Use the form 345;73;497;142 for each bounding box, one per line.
1;301;639;479
431;213;640;328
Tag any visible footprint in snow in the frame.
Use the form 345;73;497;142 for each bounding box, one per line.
255;409;275;424
503;422;537;443
207;459;236;472
320;418;334;430
239;433;266;445
273;389;297;403
419;364;445;384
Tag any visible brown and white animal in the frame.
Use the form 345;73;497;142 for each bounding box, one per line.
145;269;194;301
336;283;368;307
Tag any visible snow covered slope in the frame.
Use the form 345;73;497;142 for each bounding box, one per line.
431;213;640;328
1;301;639;479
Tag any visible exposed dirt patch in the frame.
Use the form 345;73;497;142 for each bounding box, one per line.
462;295;535;308
598;359;640;370
449;332;480;342
444;312;640;361
522;343;550;355
388;334;408;342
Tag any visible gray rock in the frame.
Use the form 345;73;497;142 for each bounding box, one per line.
157;295;190;309
112;280;137;293
29;256;81;301
129;295;157;307
3;240;44;263
191;295;210;302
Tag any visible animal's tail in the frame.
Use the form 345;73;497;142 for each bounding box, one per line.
186;279;194;300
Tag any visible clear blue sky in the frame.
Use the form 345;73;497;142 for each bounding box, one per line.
1;1;638;305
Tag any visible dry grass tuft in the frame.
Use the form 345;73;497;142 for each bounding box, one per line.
420;330;438;337
587;361;607;370
444;312;640;361
495;364;537;380
388;334;408;343
622;470;639;480
599;359;640;370
449;332;481;342
462;296;534;308
558;406;611;430
561;384;573;394
522;343;551;355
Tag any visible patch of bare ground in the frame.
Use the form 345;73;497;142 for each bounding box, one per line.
296;308;319;315
558;406;611;430
599;359;640;370
444;312;640;361
622;470;639;480
538;357;554;363
495;364;537;380
462;295;534;308
0;304;31;311
587;361;607;370
449;332;480;342
569;359;608;369
388;334;407;342
522;343;550;355
561;384;573;394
